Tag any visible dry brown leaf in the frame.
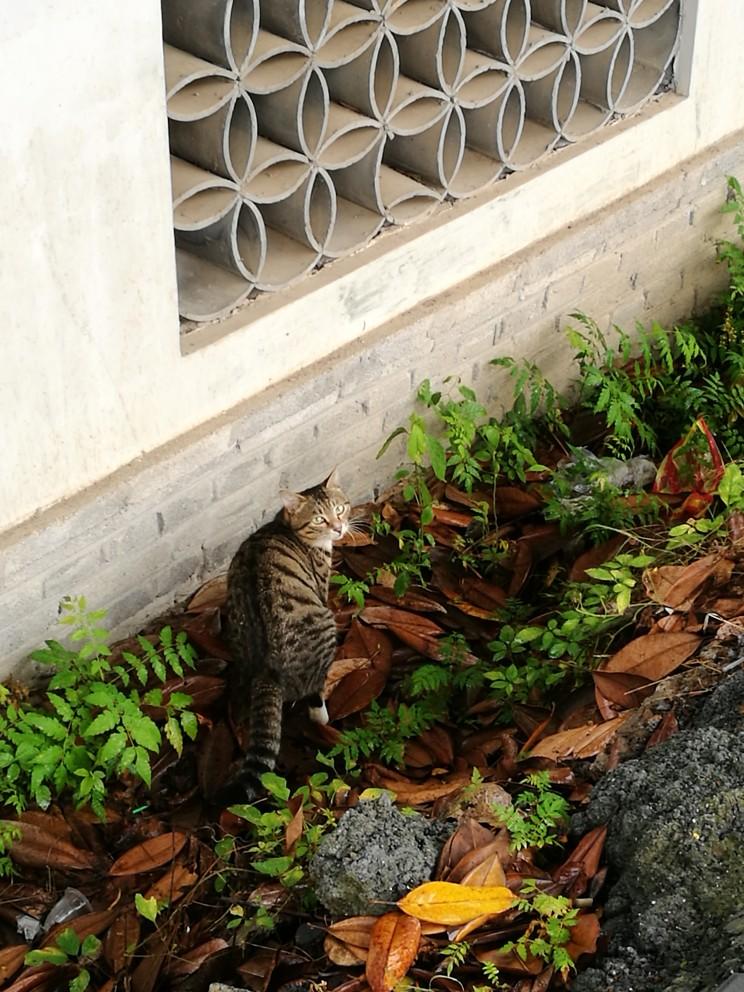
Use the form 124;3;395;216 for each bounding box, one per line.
366;912;421;992
437;818;497;878
187;574;228;612
728;510;744;545
604;631;701;680
554;825;606;883
284;801;304;855
475;946;542;975
508;541;533;598
528;714;631;761
646;710;679;748
366;770;470;806
0;947;28;988
367;586;447;614
4;965;76;992
143;863;198;905
103;908;141;974
181;608;231;661
163;939;229;978
569;536;626;582
591;670;653;710
449;840;507;888
433;565;507;619
236;947;278;992
643;554;723;610
324;656;370;695
109;832;187;877
328;916;377;950
324;934;368;967
18;811;75;843
326;620;393;720
493;487;542;519
42;909;118;949
565;912;601;961
3;821;99;871
131;933;168;992
360;606;445;659
398;881;514;925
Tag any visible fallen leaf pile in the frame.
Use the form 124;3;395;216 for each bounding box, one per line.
1;447;743;992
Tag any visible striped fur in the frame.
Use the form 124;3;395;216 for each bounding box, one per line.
219;469;350;801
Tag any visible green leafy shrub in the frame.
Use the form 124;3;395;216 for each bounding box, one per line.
493;772;570;851
0;596;198;816
25;927;102;992
223;770;343;899
504;879;578;975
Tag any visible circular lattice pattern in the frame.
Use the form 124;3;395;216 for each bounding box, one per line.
163;0;681;321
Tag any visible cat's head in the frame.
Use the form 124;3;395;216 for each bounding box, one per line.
280;468;350;548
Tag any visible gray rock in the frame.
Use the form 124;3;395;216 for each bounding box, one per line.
571;702;744;992
309;793;452;917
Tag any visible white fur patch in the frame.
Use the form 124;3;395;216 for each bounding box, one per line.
309;700;329;725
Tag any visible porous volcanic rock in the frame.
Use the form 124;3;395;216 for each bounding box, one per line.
571;672;744;992
309;793;451;917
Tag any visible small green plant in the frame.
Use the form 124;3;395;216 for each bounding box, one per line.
372;512;437;596
502;880;578;976
328;698;443;770
440;939;471;976
481;959;509;989
227;770;343;890
0;597;198;817
578;551;655;613
665;461;744;550
330;573;370;609
0;821;21;878
25;927;102;992
134;892;163;924
493;772;570;851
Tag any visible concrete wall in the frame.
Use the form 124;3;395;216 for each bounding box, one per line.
2;129;741;674
2;1;744;537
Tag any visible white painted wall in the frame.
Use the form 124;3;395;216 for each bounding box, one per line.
2;0;743;534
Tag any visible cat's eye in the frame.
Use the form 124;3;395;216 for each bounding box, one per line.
335;504;346;514
313;514;326;524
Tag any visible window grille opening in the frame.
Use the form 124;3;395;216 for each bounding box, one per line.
163;0;682;325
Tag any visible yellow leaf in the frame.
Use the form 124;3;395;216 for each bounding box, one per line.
397;881;515;925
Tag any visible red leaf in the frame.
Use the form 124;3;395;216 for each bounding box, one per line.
653;417;725;495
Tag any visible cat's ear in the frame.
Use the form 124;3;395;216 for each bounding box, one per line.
280;490;306;514
323;466;341;490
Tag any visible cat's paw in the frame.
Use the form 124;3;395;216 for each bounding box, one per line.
308;700;329;725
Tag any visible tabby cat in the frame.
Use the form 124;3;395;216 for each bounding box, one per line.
218;468;350;800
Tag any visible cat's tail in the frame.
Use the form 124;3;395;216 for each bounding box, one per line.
213;678;283;804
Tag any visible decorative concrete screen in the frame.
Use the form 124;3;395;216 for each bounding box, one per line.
164;0;681;322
